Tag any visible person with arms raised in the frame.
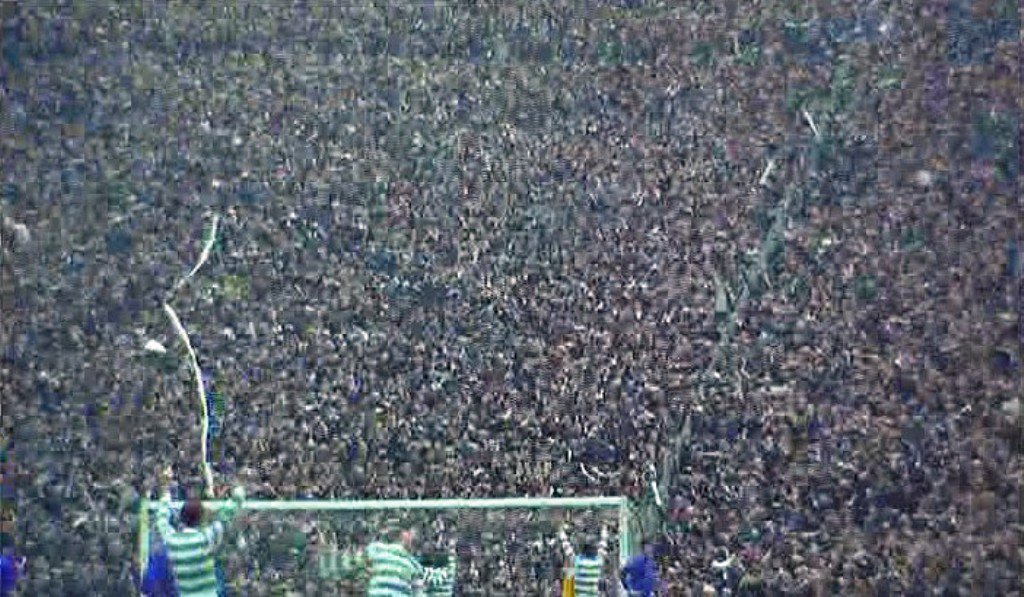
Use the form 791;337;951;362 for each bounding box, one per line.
559;522;609;597
153;466;247;597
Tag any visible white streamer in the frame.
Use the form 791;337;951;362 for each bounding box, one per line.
159;212;221;498
163;302;215;496
758;158;776;187
171;214;220;295
648;463;663;509
802;109;821;139
580;464;609;483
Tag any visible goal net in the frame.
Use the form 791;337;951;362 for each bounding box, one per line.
139;496;636;596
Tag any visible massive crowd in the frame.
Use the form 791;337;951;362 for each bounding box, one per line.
1;1;1020;595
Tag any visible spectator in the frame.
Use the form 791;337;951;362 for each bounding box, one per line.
621;537;663;596
0;553;26;597
140;537;179;597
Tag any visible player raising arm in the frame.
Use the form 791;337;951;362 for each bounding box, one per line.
154;466;246;597
560;522;609;597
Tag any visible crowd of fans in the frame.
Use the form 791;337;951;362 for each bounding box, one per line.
1;1;1020;595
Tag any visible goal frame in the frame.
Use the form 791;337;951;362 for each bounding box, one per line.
139;495;636;583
